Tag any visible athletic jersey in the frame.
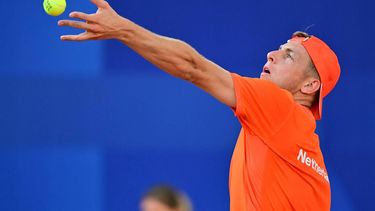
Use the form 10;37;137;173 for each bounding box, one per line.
229;73;330;211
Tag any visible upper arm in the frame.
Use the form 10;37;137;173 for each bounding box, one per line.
187;57;236;108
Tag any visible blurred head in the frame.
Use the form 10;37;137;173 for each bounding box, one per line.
140;185;192;211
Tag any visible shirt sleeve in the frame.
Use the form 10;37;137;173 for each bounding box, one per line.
231;73;295;140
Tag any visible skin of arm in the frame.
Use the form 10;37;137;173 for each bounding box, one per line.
58;0;236;107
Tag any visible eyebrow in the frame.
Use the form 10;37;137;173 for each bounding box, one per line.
279;45;294;52
279;45;296;56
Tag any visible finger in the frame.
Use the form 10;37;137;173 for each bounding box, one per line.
58;20;93;31
90;0;109;9
69;11;96;22
60;32;93;41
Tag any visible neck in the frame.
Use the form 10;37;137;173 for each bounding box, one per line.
293;91;315;108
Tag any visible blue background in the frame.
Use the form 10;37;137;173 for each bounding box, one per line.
0;0;373;210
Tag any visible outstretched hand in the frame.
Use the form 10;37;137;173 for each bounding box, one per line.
58;0;126;41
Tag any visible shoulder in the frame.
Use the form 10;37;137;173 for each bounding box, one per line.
230;72;294;105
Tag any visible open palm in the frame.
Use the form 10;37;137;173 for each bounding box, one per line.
58;0;127;41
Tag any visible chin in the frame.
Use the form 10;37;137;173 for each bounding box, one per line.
260;73;271;80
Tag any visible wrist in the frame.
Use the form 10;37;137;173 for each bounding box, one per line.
115;17;137;43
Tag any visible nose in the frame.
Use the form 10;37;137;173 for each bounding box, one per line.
267;50;277;63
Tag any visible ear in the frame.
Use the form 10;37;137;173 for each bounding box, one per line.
301;78;320;94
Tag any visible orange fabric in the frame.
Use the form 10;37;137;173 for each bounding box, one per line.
229;73;330;211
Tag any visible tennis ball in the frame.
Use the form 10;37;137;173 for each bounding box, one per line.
43;0;66;16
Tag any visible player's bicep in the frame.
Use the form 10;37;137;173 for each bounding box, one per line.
191;59;236;108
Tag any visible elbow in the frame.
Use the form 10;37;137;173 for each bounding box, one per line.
175;63;195;82
176;59;202;83
173;40;203;83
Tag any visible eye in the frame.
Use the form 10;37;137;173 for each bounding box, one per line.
284;52;294;61
284;53;292;59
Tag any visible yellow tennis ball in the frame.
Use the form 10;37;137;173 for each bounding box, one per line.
43;0;66;16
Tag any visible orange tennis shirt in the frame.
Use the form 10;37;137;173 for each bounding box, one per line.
229;73;330;211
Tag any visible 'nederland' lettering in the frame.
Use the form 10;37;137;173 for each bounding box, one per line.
297;148;329;183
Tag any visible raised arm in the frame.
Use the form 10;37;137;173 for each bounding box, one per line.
58;0;236;107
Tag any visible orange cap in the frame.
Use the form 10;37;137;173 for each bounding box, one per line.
291;35;341;120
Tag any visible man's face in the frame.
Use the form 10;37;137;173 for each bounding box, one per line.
261;40;311;93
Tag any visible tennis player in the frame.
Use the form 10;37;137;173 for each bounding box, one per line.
58;0;340;210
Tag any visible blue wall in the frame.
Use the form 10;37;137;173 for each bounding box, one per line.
0;0;374;210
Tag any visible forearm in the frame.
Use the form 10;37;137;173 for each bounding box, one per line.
58;2;236;107
115;18;205;81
